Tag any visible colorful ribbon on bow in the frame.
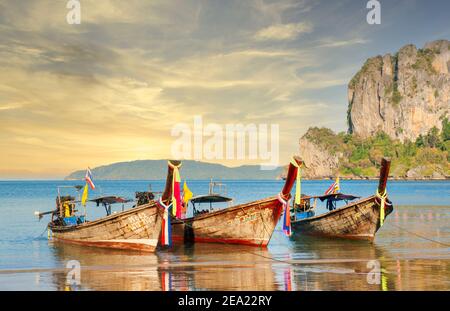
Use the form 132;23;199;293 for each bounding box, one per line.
169;161;182;219
376;188;387;227
278;193;291;236
158;198;173;246
278;157;302;237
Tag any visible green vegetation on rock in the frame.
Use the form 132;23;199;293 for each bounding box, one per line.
303;122;450;178
391;84;402;106
349;56;383;89
412;48;436;74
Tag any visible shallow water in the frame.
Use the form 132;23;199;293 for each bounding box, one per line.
0;180;448;290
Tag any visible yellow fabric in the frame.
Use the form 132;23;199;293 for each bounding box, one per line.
290;157;302;205
295;166;301;205
381;272;388;291
81;184;89;207
376;188;387;227
64;202;71;217
183;181;193;204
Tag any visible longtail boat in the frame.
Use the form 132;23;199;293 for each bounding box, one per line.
170;157;303;246
291;158;393;241
37;160;181;252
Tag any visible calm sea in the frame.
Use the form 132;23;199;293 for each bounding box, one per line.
0;180;448;291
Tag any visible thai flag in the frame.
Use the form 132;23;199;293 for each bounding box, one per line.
324;176;340;195
85;168;95;190
324;183;336;195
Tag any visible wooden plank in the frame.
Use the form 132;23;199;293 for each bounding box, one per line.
51;205;163;252
291;196;393;240
172;197;283;246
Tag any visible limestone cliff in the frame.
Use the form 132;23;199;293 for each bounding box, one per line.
298;128;340;178
295;40;450;179
348;40;450;141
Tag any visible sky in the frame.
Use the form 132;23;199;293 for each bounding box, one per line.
0;0;449;179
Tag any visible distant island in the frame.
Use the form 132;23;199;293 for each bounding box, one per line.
298;40;450;180
65;160;283;180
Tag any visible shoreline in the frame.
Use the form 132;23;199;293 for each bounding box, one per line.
1;177;449;182
50;177;450;181
304;176;450;181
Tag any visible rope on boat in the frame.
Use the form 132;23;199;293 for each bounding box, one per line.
357;204;450;248
34;225;50;240
384;222;450;247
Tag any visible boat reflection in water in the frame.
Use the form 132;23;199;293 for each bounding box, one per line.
283;235;392;291
49;241;278;291
49;242;161;291
158;243;278;291
282;228;449;291
47;205;449;291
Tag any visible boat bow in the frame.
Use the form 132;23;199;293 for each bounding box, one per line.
291;157;393;241
170;156;304;246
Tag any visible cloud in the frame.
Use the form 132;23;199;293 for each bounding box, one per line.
254;22;313;41
2;0;443;178
0;103;22;111
251;0;315;23
316;38;369;48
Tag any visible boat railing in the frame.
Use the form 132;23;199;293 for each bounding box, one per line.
292;192;364;220
292;195;315;221
208;178;227;196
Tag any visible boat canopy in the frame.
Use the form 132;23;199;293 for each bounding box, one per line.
190;194;233;204
315;193;360;202
90;196;132;216
298;193;360;212
188;180;234;216
90;196;132;206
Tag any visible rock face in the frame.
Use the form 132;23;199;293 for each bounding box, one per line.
298;129;340;179
348;40;450;142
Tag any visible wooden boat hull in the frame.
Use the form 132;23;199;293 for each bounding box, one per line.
50;203;162;252
291;196;393;241
171;197;284;247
